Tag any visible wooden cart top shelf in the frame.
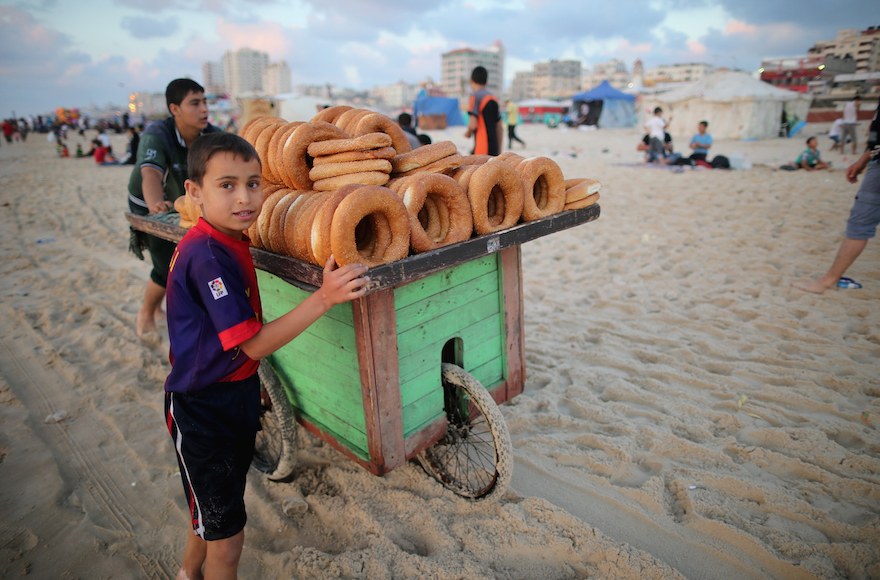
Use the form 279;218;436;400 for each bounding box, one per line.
126;203;600;294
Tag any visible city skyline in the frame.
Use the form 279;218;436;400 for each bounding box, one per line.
0;0;874;117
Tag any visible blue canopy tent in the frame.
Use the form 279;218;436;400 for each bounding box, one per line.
413;94;465;128
570;81;636;129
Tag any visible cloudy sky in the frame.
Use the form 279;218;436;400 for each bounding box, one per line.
0;0;873;117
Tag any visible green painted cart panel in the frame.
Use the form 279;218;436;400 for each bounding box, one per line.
258;271;369;459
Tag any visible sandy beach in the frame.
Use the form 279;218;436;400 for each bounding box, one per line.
0;123;878;579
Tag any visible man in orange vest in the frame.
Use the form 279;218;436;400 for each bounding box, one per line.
464;66;501;156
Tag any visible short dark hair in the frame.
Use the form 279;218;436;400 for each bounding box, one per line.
853;94;860;100
166;78;205;112
471;66;488;85
806;136;817;145
187;132;260;185
654;107;663;114
398;112;413;127
699;120;708;127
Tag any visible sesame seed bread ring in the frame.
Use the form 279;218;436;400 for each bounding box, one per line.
565;179;602;203
281;191;319;257
564;192;600;211
185;192;203;224
173;196;189;220
307;132;393;157
516;157;566;221
354;113;413;154
267;123;301;185
312;105;353;124
262;184;285;199
266;191;301;254
402;174;472;252
449;165;480;191
334;109;370;133
240;116;281;142
256;189;291;252
280;121;349;190
497;151;525;167
308;159;392;181
386;175;416;195
391;141;457;173
310;184;361;266
285;192;325;260
396;153;464;178
459;154;493;166
468;159;525;235
291;192;331;263
312;171;390;191
255;123;286;184
312;146;396;166
330;185;410;267
487;187;506;227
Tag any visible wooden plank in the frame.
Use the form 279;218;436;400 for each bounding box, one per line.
401;387;445;437
127;203;600;293
396;293;501;359
352;291;406;475
395;271;499;334
403;416;447;461
393;255;496;310
258;271;354;326
270;365;366;432
468;357;505;393
399;332;503;405
500;246;525;402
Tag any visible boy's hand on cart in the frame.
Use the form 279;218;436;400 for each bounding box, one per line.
320;255;369;307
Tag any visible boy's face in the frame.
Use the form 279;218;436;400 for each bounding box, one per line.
186;152;263;239
808;138;817;149
171;91;209;133
698;123;706;134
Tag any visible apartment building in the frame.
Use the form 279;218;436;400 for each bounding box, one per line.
441;41;505;100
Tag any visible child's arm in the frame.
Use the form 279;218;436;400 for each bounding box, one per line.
239;257;369;360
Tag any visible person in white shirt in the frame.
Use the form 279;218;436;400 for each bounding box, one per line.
829;117;844;152
841;95;860;155
643;107;671;164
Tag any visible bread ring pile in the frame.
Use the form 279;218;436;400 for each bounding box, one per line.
176;112;601;268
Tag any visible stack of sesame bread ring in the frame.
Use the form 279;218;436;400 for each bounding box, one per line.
177;113;601;268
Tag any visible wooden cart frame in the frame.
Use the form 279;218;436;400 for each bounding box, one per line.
128;203;600;498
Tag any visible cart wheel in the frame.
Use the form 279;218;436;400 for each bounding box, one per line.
417;363;513;502
252;363;298;481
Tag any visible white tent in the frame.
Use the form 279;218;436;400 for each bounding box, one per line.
640;71;812;140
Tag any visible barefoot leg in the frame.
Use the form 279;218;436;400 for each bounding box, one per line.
792;238;867;294
137;279;166;336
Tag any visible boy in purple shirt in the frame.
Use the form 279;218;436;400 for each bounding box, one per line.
165;132;368;579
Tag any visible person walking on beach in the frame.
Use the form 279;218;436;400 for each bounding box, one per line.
464;66;501;156
164;132;368;579
506;99;525;149
793;96;880;293
841;95;860;156
128;78;220;336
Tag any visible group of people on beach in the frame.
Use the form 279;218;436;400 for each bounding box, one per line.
638;107;717;167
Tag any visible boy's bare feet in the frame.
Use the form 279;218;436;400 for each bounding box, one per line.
791;279;833;294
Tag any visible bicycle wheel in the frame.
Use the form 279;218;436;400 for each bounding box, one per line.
252;362;298;481
417;363;513;502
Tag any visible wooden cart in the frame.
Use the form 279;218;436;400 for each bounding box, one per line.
127;204;600;501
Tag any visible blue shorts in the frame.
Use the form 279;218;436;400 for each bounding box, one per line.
846;161;880;240
830;135;840;144
165;374;261;540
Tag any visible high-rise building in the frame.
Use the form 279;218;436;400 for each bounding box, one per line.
643;63;714;86
581;59;631;91
509;70;536;101
441;40;504;100
223;48;270;97
532;60;581;98
202;61;226;96
263;61;292;96
370;81;419;109
808;27;880;73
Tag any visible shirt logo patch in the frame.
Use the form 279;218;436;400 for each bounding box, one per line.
208;277;228;300
145;148;157;160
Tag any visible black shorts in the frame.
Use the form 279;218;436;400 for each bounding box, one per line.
165;375;261;541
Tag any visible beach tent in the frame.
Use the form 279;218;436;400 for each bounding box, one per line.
570;81;637;128
640;70;812;140
413;95;465;127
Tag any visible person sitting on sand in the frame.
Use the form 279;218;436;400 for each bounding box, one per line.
164;132;368;579
796;137;830;171
688;121;713;162
792;96;880;293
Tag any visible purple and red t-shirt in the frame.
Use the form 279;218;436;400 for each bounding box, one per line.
164;218;262;394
